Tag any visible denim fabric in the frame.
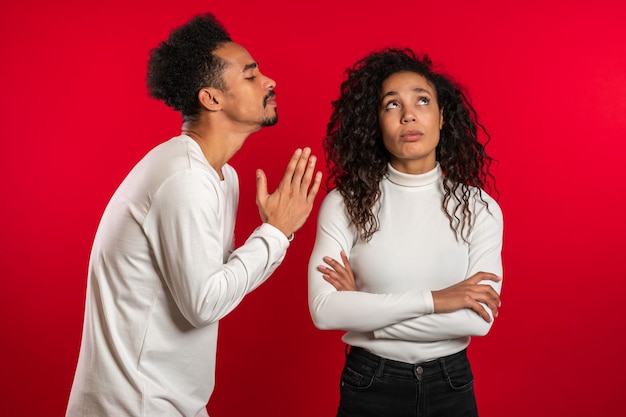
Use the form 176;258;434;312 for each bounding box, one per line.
336;346;478;417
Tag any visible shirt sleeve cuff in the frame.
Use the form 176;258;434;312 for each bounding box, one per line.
257;223;291;246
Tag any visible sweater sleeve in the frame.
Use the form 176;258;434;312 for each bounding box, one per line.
308;192;433;332
373;195;504;341
145;170;289;328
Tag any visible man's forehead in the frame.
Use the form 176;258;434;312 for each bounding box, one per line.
214;42;255;71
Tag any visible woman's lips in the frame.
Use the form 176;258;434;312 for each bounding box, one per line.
400;130;423;141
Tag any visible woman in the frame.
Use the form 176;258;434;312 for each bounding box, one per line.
308;48;503;417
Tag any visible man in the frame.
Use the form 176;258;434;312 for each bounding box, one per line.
66;13;321;417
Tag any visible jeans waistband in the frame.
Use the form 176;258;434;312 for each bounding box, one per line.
346;346;469;380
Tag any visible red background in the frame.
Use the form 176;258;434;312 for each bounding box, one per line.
1;1;625;415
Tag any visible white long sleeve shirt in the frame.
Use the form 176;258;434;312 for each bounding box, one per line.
308;163;503;363
66;135;289;417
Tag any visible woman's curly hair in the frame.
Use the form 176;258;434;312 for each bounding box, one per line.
146;13;231;122
324;48;496;242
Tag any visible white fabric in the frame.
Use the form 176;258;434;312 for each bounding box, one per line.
66;135;289;417
308;163;503;363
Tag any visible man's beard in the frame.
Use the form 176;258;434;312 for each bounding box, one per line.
261;91;278;127
261;113;278;127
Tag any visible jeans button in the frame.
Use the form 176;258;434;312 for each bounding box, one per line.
416;366;424;375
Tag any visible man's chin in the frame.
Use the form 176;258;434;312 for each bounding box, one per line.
261;115;278;127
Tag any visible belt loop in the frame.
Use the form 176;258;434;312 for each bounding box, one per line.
438;357;447;373
438;352;451;376
376;357;385;377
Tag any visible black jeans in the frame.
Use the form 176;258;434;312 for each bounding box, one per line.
337;346;478;417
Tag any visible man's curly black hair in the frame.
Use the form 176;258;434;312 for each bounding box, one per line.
147;13;232;122
324;48;496;242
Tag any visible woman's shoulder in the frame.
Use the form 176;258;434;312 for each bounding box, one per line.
319;189;349;218
472;188;503;223
322;188;345;204
445;180;503;219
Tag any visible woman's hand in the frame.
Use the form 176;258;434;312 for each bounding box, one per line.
318;251;357;291
432;272;502;322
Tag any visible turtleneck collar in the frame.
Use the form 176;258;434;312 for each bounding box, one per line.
386;163;442;187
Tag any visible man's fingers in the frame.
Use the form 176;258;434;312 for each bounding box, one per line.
258;147;322;236
279;148;303;187
291;147;311;186
307;171;323;202
256;169;268;201
298;153;317;192
283;147;310;188
279;147;318;193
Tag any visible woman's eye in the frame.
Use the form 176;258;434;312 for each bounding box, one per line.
418;97;430;105
245;75;257;81
385;101;399;110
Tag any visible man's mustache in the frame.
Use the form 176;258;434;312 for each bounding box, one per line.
263;91;276;107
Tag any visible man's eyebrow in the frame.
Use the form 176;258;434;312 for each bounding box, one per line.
242;62;258;72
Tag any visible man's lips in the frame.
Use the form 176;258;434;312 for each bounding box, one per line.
264;92;277;106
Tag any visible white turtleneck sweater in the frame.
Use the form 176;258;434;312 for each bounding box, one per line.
308;163;503;363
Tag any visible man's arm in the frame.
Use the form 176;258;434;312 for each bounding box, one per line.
146;148;321;328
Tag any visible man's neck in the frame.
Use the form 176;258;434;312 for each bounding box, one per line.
181;119;251;178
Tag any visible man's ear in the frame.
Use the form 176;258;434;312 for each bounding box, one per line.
198;88;222;111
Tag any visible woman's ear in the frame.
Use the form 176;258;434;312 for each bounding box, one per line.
439;107;445;129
